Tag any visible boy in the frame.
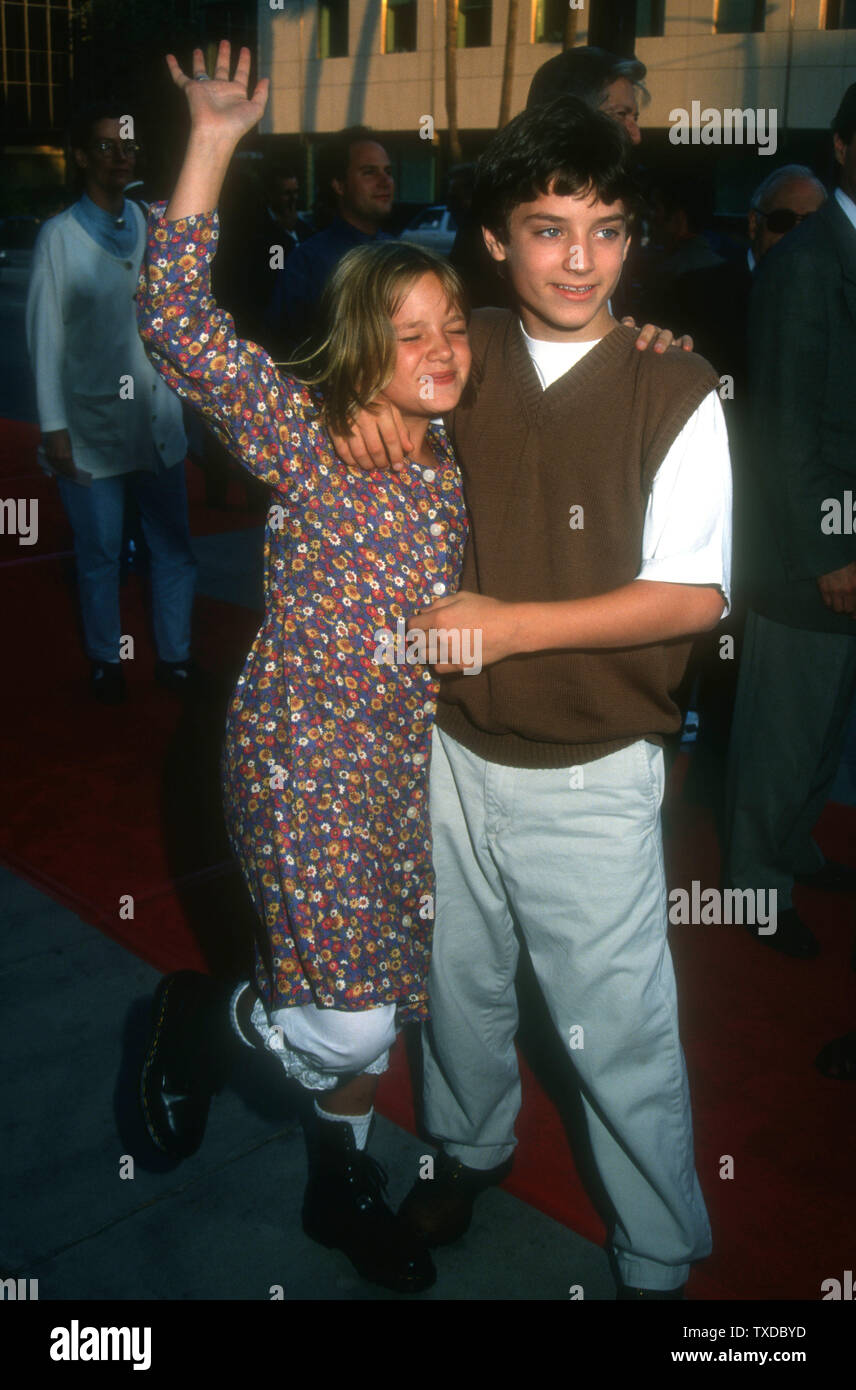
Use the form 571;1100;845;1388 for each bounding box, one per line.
337;97;731;1297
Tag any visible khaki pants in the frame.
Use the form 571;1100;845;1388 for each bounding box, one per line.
422;726;711;1291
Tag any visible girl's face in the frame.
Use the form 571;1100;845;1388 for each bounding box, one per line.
382;272;471;421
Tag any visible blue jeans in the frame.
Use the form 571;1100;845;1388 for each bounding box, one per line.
58;455;196;664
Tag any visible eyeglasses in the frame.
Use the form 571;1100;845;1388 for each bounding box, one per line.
757;207;814;234
90;140;140;158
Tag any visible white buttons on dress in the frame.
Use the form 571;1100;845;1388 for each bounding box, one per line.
406;805;418;818
429;523;443;537
403;860;415;872
422;468;436;483
412;752;426;766
432;581;446;596
402;915;413;927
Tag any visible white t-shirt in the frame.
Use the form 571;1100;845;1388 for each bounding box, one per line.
520;322;732;612
834;186;856;235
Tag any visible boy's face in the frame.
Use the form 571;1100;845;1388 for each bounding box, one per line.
482;181;631;343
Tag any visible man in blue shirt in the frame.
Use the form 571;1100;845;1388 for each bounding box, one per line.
267;127;394;356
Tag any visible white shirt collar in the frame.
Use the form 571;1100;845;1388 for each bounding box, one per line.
835;187;856;235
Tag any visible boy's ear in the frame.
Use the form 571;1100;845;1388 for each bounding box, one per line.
621;232;632;264
482;225;508;264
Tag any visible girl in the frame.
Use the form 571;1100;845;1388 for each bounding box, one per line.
137;42;470;1294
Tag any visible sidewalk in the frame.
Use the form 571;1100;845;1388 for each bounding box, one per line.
0;865;615;1301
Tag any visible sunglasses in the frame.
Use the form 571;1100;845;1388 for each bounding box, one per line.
758;207;814;234
90;140;140;158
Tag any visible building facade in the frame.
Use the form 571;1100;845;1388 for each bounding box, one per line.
259;0;856;209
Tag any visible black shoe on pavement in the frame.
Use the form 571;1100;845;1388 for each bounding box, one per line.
815;1031;856;1080
91;661;126;705
745;907;819;960
140;971;234;1159
398;1147;513;1247
795;861;856;893
302;1116;436;1293
155;658;205;695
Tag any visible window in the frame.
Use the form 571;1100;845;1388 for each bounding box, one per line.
458;0;492;48
28;4;48;51
29;85;52;126
413;207;444;229
713;0;765;33
318;0;348;58
636;0;666;37
384;0;417;52
825;0;856;27
29;51;51;84
533;0;566;44
4;85;28;122
5;50;27;82
3;3;26;48
49;4;69;54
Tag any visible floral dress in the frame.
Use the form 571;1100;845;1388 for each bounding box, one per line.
136;206;468;1024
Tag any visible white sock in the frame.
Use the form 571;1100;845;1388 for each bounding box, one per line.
314;1099;373;1150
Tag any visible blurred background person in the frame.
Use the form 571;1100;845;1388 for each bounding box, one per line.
724;85;856;960
26;103;195;704
266;127;394;356
526;44;647;146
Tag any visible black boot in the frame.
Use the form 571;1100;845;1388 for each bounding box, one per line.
302;1114;436;1293
139;971;235;1158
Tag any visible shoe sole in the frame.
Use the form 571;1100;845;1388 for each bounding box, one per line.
302;1210;437;1293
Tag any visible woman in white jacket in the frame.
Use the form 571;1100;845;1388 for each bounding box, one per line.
25;103;195;703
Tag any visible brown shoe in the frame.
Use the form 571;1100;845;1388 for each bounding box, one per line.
398;1148;513;1247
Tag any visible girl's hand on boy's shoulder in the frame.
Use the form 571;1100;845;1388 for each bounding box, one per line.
408;592;522;674
330;397;413;473
622;318;694;354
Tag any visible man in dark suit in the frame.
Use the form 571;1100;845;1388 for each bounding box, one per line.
725;85;856;958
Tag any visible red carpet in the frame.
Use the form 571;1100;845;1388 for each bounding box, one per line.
3;418;855;1299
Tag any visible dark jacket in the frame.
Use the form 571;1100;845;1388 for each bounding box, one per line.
266;215;392;355
741;194;856;633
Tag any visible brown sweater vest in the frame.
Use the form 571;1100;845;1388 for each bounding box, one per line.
437;312;720;768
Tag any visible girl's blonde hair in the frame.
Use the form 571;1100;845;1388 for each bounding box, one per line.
283;241;468;436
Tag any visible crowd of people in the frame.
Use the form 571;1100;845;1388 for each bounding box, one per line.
24;39;856;1298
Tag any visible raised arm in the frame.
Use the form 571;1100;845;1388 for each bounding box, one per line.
136;41;316;489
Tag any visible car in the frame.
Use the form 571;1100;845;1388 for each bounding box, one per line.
400;205;458;257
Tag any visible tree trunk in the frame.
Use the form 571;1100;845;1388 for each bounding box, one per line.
445;0;463;164
564;3;580;51
498;0;520;129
